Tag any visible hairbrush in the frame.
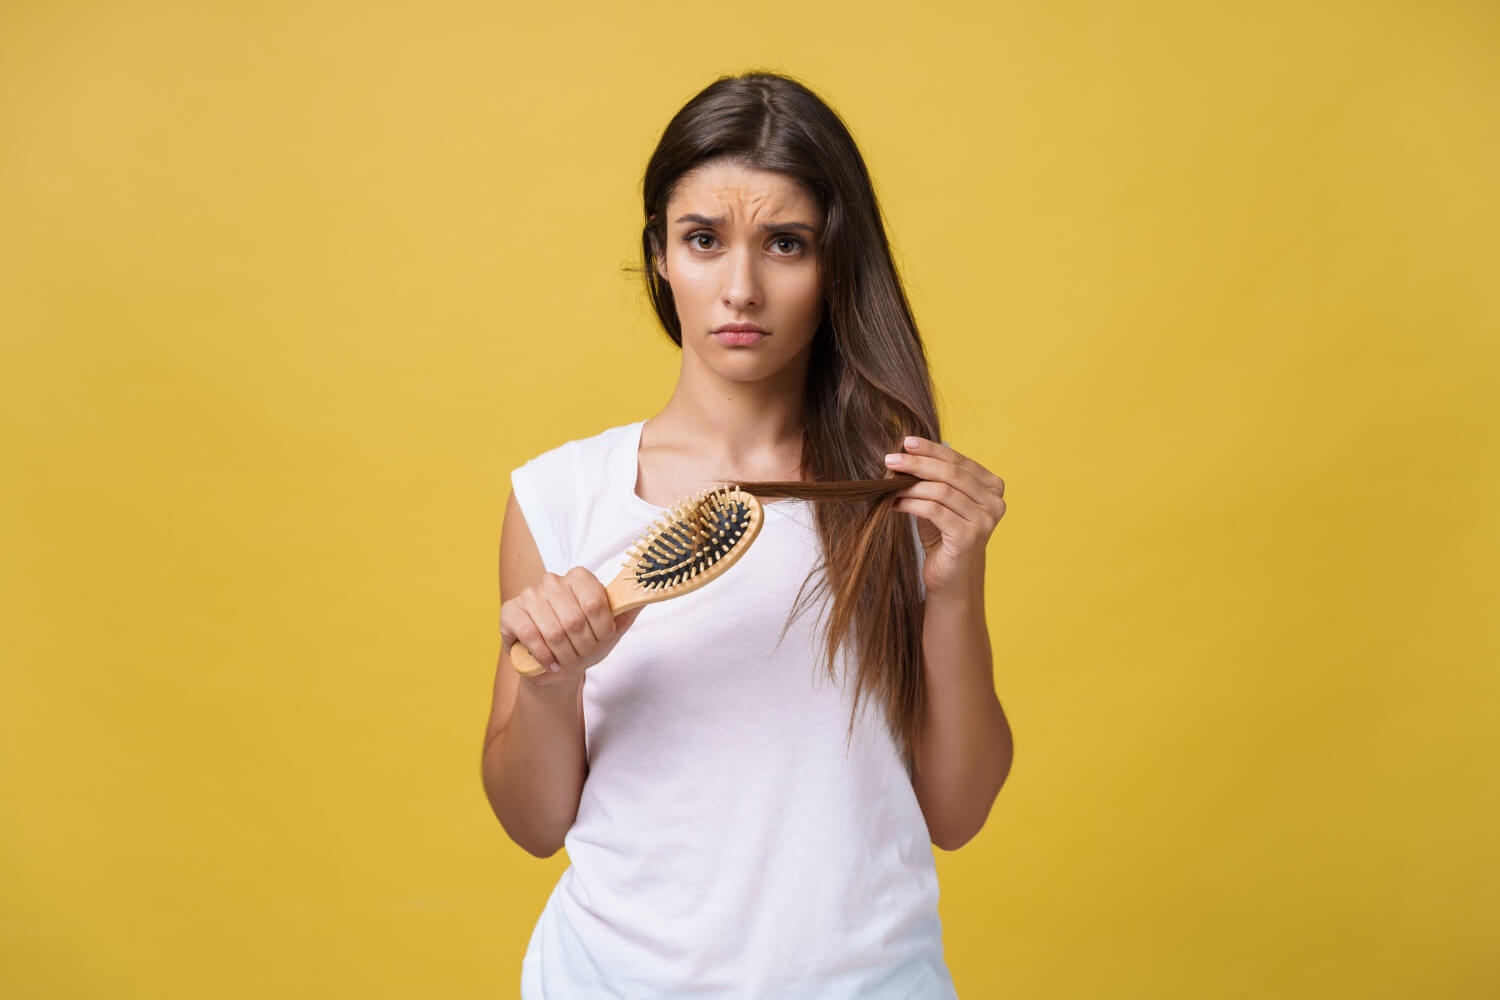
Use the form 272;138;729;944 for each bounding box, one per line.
509;484;765;677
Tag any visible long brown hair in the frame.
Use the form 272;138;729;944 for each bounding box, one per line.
628;71;942;774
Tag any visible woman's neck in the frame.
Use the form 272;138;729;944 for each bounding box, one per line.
652;362;807;468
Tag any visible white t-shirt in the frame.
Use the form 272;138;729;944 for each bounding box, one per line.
508;419;957;999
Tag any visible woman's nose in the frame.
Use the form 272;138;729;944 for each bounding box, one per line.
721;246;761;309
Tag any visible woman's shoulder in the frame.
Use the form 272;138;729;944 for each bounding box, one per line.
515;418;641;470
508;419;642;576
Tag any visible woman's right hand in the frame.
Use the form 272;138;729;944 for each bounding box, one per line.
500;566;646;688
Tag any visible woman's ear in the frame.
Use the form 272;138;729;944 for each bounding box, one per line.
655;254;668;283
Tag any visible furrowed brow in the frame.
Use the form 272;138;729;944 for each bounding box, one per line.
673;213;817;234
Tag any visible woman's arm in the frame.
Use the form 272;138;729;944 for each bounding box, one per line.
909;565;1013;851
479;491;589;858
886;435;1012;851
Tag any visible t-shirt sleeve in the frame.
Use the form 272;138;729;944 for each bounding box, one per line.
510;460;570;576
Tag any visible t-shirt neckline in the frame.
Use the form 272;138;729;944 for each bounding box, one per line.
624;419;808;519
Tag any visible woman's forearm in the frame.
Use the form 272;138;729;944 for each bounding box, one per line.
910;565;1013;850
480;669;588;858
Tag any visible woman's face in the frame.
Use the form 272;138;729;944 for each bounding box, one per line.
656;160;825;385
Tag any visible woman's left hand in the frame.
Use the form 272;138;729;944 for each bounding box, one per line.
885;436;1006;597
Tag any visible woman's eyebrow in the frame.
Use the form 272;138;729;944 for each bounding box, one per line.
673;212;817;234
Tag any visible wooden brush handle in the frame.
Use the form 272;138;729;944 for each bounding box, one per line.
509;639;552;678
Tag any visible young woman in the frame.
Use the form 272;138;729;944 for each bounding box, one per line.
482;70;1012;998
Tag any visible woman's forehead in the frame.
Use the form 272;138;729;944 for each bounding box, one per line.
669;163;819;219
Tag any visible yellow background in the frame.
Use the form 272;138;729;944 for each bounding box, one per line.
3;1;1495;996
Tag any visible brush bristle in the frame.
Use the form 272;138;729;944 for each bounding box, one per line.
625;485;754;591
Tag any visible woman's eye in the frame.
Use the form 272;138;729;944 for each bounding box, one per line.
683;232;806;255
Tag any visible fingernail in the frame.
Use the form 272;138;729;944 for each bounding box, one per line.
905;436;921;448
884;453;902;465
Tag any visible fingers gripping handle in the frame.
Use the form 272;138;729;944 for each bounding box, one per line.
505;569;648;679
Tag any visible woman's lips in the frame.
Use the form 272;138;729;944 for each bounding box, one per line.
714;330;767;346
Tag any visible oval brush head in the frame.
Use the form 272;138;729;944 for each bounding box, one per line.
510;484;765;677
